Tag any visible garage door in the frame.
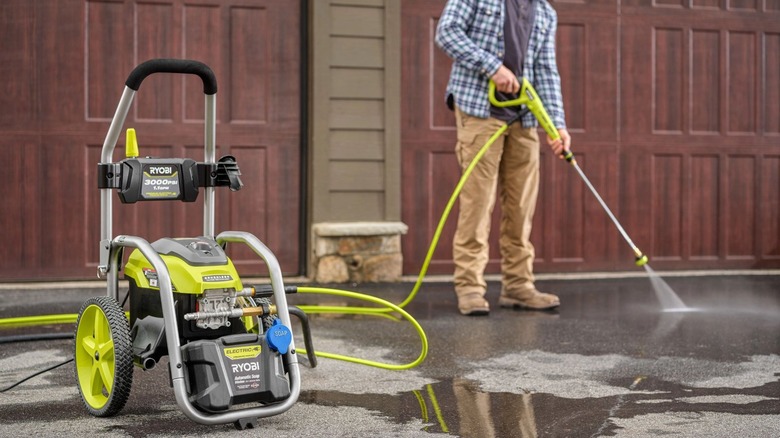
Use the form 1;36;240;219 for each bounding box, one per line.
0;0;301;280
401;0;780;275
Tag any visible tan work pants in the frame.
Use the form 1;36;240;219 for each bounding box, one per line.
453;106;540;299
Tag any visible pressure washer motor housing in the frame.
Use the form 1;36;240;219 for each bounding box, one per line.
125;237;291;412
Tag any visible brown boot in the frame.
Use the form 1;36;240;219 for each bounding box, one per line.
498;288;560;310
457;292;490;316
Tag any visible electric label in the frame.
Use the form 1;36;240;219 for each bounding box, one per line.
224;346;262;360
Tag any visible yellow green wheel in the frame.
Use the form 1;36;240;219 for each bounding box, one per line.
74;296;133;417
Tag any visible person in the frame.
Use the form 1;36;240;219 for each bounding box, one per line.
435;0;571;315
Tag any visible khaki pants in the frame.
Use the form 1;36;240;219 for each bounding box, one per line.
453;106;540;299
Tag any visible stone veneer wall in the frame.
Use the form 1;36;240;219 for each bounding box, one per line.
312;222;408;283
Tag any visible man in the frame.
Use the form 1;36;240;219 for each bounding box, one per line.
435;0;571;315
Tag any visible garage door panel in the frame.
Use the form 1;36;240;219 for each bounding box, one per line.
85;1;130;121
0;2;36;129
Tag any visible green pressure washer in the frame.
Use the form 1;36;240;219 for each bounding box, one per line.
488;78;648;267
78;59;310;430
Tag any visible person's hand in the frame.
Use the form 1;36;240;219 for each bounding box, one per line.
491;65;519;94
547;128;571;159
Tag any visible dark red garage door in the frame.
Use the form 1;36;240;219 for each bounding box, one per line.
0;0;301;280
401;0;780;275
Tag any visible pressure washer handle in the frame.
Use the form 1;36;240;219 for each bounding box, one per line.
488;79;570;160
125;58;217;95
488;79;524;108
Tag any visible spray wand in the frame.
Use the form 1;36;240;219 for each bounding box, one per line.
489;79;648;267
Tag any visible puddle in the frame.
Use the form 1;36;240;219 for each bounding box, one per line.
299;373;780;437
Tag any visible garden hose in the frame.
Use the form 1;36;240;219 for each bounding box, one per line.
296;120;513;316
286;118;520;369
0;314;80;328
296;287;427;370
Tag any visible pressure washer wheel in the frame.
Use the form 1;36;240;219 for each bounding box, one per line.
74;296;133;417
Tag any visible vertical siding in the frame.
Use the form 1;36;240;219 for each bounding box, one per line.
309;0;400;223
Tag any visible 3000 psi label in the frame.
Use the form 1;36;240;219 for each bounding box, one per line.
142;164;180;199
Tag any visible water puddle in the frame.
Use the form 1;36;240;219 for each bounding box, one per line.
299;374;780;437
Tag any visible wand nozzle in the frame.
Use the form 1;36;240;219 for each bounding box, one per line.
634;250;648;267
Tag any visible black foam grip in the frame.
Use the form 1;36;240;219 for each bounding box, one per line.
125;59;217;94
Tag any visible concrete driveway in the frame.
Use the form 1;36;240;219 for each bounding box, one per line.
1;272;779;437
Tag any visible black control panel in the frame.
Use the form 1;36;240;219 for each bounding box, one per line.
98;156;242;204
118;158;199;203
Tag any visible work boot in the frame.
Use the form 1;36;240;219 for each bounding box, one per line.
498;287;560;311
457;292;490;316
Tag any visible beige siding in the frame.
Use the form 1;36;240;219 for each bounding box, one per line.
309;0;401;224
329;161;385;191
330;68;384;98
329;130;384;160
330;100;385;129
331;5;384;37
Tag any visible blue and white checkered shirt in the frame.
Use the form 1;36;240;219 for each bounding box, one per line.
435;0;566;130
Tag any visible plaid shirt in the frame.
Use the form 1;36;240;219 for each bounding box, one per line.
435;0;566;129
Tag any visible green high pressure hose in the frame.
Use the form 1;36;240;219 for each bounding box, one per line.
292;123;509;369
0;124;509;371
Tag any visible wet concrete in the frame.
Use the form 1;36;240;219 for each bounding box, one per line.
0;273;779;437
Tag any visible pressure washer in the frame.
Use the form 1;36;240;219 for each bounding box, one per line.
0;59;429;427
75;59;313;429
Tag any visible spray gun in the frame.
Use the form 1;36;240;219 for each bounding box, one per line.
489;78;648;267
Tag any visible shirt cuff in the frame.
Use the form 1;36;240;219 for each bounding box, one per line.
481;56;503;79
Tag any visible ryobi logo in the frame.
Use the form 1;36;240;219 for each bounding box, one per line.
232;361;261;374
148;166;175;175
